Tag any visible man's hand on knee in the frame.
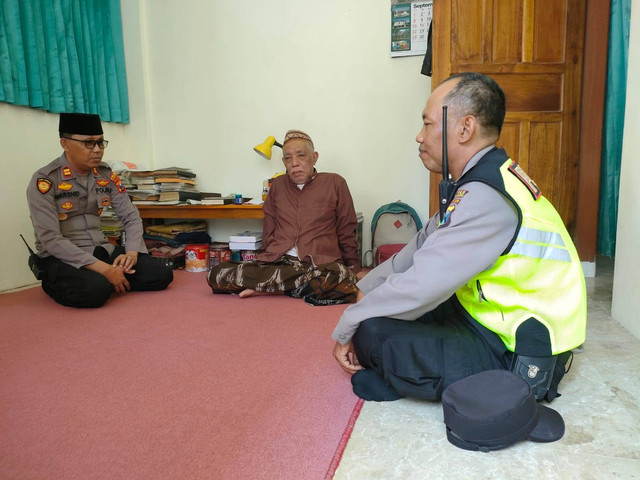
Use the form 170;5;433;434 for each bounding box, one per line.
86;259;131;293
112;251;138;274
333;341;363;374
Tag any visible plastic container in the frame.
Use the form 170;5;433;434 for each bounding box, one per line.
209;243;231;269
185;244;209;272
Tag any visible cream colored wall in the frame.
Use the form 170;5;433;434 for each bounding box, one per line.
142;0;431;246
611;0;640;339
0;1;151;291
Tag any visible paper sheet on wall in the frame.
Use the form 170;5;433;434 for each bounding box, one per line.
390;0;433;58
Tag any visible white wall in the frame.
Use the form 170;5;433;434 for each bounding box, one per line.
611;0;640;339
142;0;431;244
0;0;431;291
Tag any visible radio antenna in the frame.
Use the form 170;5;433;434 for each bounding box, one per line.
438;105;454;221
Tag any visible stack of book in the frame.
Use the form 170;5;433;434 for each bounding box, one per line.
229;230;263;251
154;167;198;202
125;167;204;205
99;207;124;245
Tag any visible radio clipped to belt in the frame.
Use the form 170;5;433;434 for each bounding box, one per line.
20;234;45;281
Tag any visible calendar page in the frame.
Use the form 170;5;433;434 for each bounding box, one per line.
391;0;433;58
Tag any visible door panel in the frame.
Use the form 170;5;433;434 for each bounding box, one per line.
430;0;585;235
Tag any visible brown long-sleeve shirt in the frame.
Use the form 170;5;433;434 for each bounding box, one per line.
258;171;361;273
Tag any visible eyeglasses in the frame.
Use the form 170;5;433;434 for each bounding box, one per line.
64;137;109;149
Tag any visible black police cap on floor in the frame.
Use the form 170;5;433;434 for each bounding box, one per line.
59;113;103;135
441;369;565;452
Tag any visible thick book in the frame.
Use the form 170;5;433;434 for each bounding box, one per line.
155;177;197;185
201;197;234;205
152;167;196;178
229;230;263;242
158;190;202;202
229;241;262;251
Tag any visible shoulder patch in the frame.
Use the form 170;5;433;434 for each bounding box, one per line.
438;189;468;228
508;162;541;200
37;178;52;194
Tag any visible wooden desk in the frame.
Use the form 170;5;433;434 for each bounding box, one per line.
136;204;264;220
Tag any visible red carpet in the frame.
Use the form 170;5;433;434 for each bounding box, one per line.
0;271;361;480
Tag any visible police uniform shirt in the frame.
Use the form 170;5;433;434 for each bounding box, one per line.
332;146;520;345
27;153;146;269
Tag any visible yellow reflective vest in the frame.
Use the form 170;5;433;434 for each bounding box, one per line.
455;149;586;355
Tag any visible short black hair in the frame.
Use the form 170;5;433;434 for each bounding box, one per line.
441;72;506;137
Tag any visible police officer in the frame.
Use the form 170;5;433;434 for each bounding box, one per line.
26;113;173;308
331;73;586;402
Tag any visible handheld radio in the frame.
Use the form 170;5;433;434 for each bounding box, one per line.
438;106;455;221
20;234;45;280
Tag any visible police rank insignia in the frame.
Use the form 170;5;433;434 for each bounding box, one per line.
62;167;73;178
508;162;541;200
96;179;110;187
57;182;73;191
61;201;73;210
93;168;100;175
438;189;468;228
37;178;52;194
110;172;126;193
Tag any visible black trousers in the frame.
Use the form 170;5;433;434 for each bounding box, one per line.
40;246;174;308
352;296;512;400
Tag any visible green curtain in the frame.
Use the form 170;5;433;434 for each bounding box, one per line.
0;0;129;123
597;0;631;256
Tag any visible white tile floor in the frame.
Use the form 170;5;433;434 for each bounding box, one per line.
335;257;640;480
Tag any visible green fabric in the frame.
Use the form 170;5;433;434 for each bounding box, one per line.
598;0;631;256
0;0;129;123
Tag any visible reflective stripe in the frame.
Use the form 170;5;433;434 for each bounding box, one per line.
511;241;571;262
517;227;565;247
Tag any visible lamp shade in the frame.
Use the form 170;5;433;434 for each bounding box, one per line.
253;135;283;160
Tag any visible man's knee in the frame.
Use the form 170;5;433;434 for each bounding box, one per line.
43;276;112;308
353;317;392;348
130;256;173;291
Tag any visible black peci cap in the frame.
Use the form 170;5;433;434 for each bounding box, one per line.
441;370;565;452
59;113;103;135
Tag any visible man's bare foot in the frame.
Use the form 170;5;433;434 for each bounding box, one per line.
238;289;283;298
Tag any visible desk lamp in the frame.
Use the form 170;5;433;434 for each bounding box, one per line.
253;135;283;159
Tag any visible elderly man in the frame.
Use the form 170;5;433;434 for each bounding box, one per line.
332;73;586;402
26;113;173;308
207;129;361;305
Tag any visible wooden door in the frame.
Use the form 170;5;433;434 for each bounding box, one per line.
429;0;586;236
